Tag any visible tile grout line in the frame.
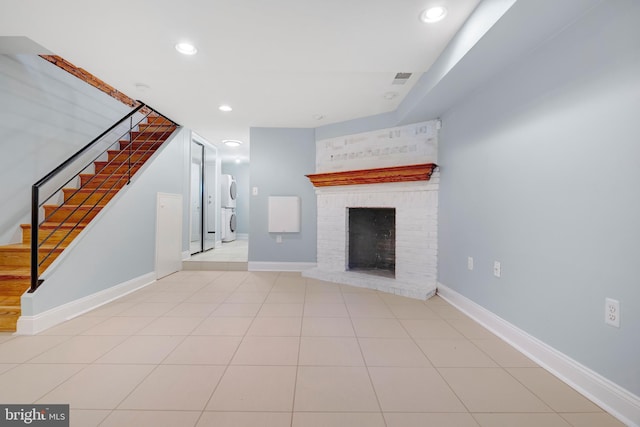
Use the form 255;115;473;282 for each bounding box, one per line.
97;273;220;421
343;286;388;427
289;273;309;427
194;271;264;425
380;292;475;418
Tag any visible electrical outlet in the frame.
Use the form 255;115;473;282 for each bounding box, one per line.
276;235;282;243
493;261;501;278
605;298;620;327
467;256;474;271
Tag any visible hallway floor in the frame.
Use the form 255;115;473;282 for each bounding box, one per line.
184;240;248;271
0;271;624;427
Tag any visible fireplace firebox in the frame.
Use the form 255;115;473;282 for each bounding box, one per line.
347;208;396;278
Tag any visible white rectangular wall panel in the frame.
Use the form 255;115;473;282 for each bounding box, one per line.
268;196;301;232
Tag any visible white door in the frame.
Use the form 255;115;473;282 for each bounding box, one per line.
156;193;183;279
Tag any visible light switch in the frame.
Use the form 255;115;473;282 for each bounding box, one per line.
252;187;258;196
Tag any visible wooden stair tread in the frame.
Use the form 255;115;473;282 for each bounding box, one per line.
94;160;147;165
42;204;102;210
42;203;102;209
0;266;30;277
105;150;154;155
79;172;132;177
21;223;87;230
79;170;143;177
0;243;65;251
63;187;118;192
119;140;166;145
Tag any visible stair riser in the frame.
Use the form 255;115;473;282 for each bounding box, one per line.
138;120;175;128
94;163;143;175
118;141;164;150
0;280;31;296
0;250;60;269
146;116;174;126
82;176;129;191
107;151;153;163
44;207;101;223
80;172;133;184
22;228;83;245
0;314;20;332
63;190;118;205
137;123;175;131
130;131;173;140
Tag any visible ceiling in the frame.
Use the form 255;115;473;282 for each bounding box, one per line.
0;0;481;162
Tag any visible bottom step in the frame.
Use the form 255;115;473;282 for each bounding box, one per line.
0;298;21;331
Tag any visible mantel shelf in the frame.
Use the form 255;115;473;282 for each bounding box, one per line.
306;163;437;187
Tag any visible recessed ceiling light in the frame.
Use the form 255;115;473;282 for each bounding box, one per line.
219;105;233;112
223;140;242;147
175;42;197;55
420;6;447;23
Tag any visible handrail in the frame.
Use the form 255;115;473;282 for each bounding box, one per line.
33;103;144;189
30;102;179;292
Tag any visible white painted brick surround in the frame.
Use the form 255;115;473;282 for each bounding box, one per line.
303;175;439;300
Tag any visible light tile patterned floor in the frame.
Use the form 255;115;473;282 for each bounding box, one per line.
0;271;625;427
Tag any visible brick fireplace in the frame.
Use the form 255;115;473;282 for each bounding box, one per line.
303;120;440;300
304;165;439;299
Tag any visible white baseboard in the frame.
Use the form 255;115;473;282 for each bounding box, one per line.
248;262;316;272
437;282;640;427
16;272;156;335
181;250;191;260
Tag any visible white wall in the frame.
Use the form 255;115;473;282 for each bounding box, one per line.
0;54;130;243
438;0;640;398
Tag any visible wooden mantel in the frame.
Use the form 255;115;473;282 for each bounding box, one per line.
306;163;437;187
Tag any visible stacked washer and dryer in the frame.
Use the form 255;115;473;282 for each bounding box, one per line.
220;174;237;242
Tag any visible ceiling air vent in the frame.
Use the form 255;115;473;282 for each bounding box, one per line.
392;72;412;85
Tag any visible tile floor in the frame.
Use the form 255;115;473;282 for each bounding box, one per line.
0;271;625;427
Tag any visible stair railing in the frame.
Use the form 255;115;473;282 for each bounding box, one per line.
30;102;179;292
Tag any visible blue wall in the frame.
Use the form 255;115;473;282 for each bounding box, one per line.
248;128;316;264
437;0;640;396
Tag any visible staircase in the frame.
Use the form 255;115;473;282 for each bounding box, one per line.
0;114;177;331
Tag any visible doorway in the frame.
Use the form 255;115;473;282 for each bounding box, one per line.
190;138;219;255
190;141;204;254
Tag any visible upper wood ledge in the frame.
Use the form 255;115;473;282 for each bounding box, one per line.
306;163;437;187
